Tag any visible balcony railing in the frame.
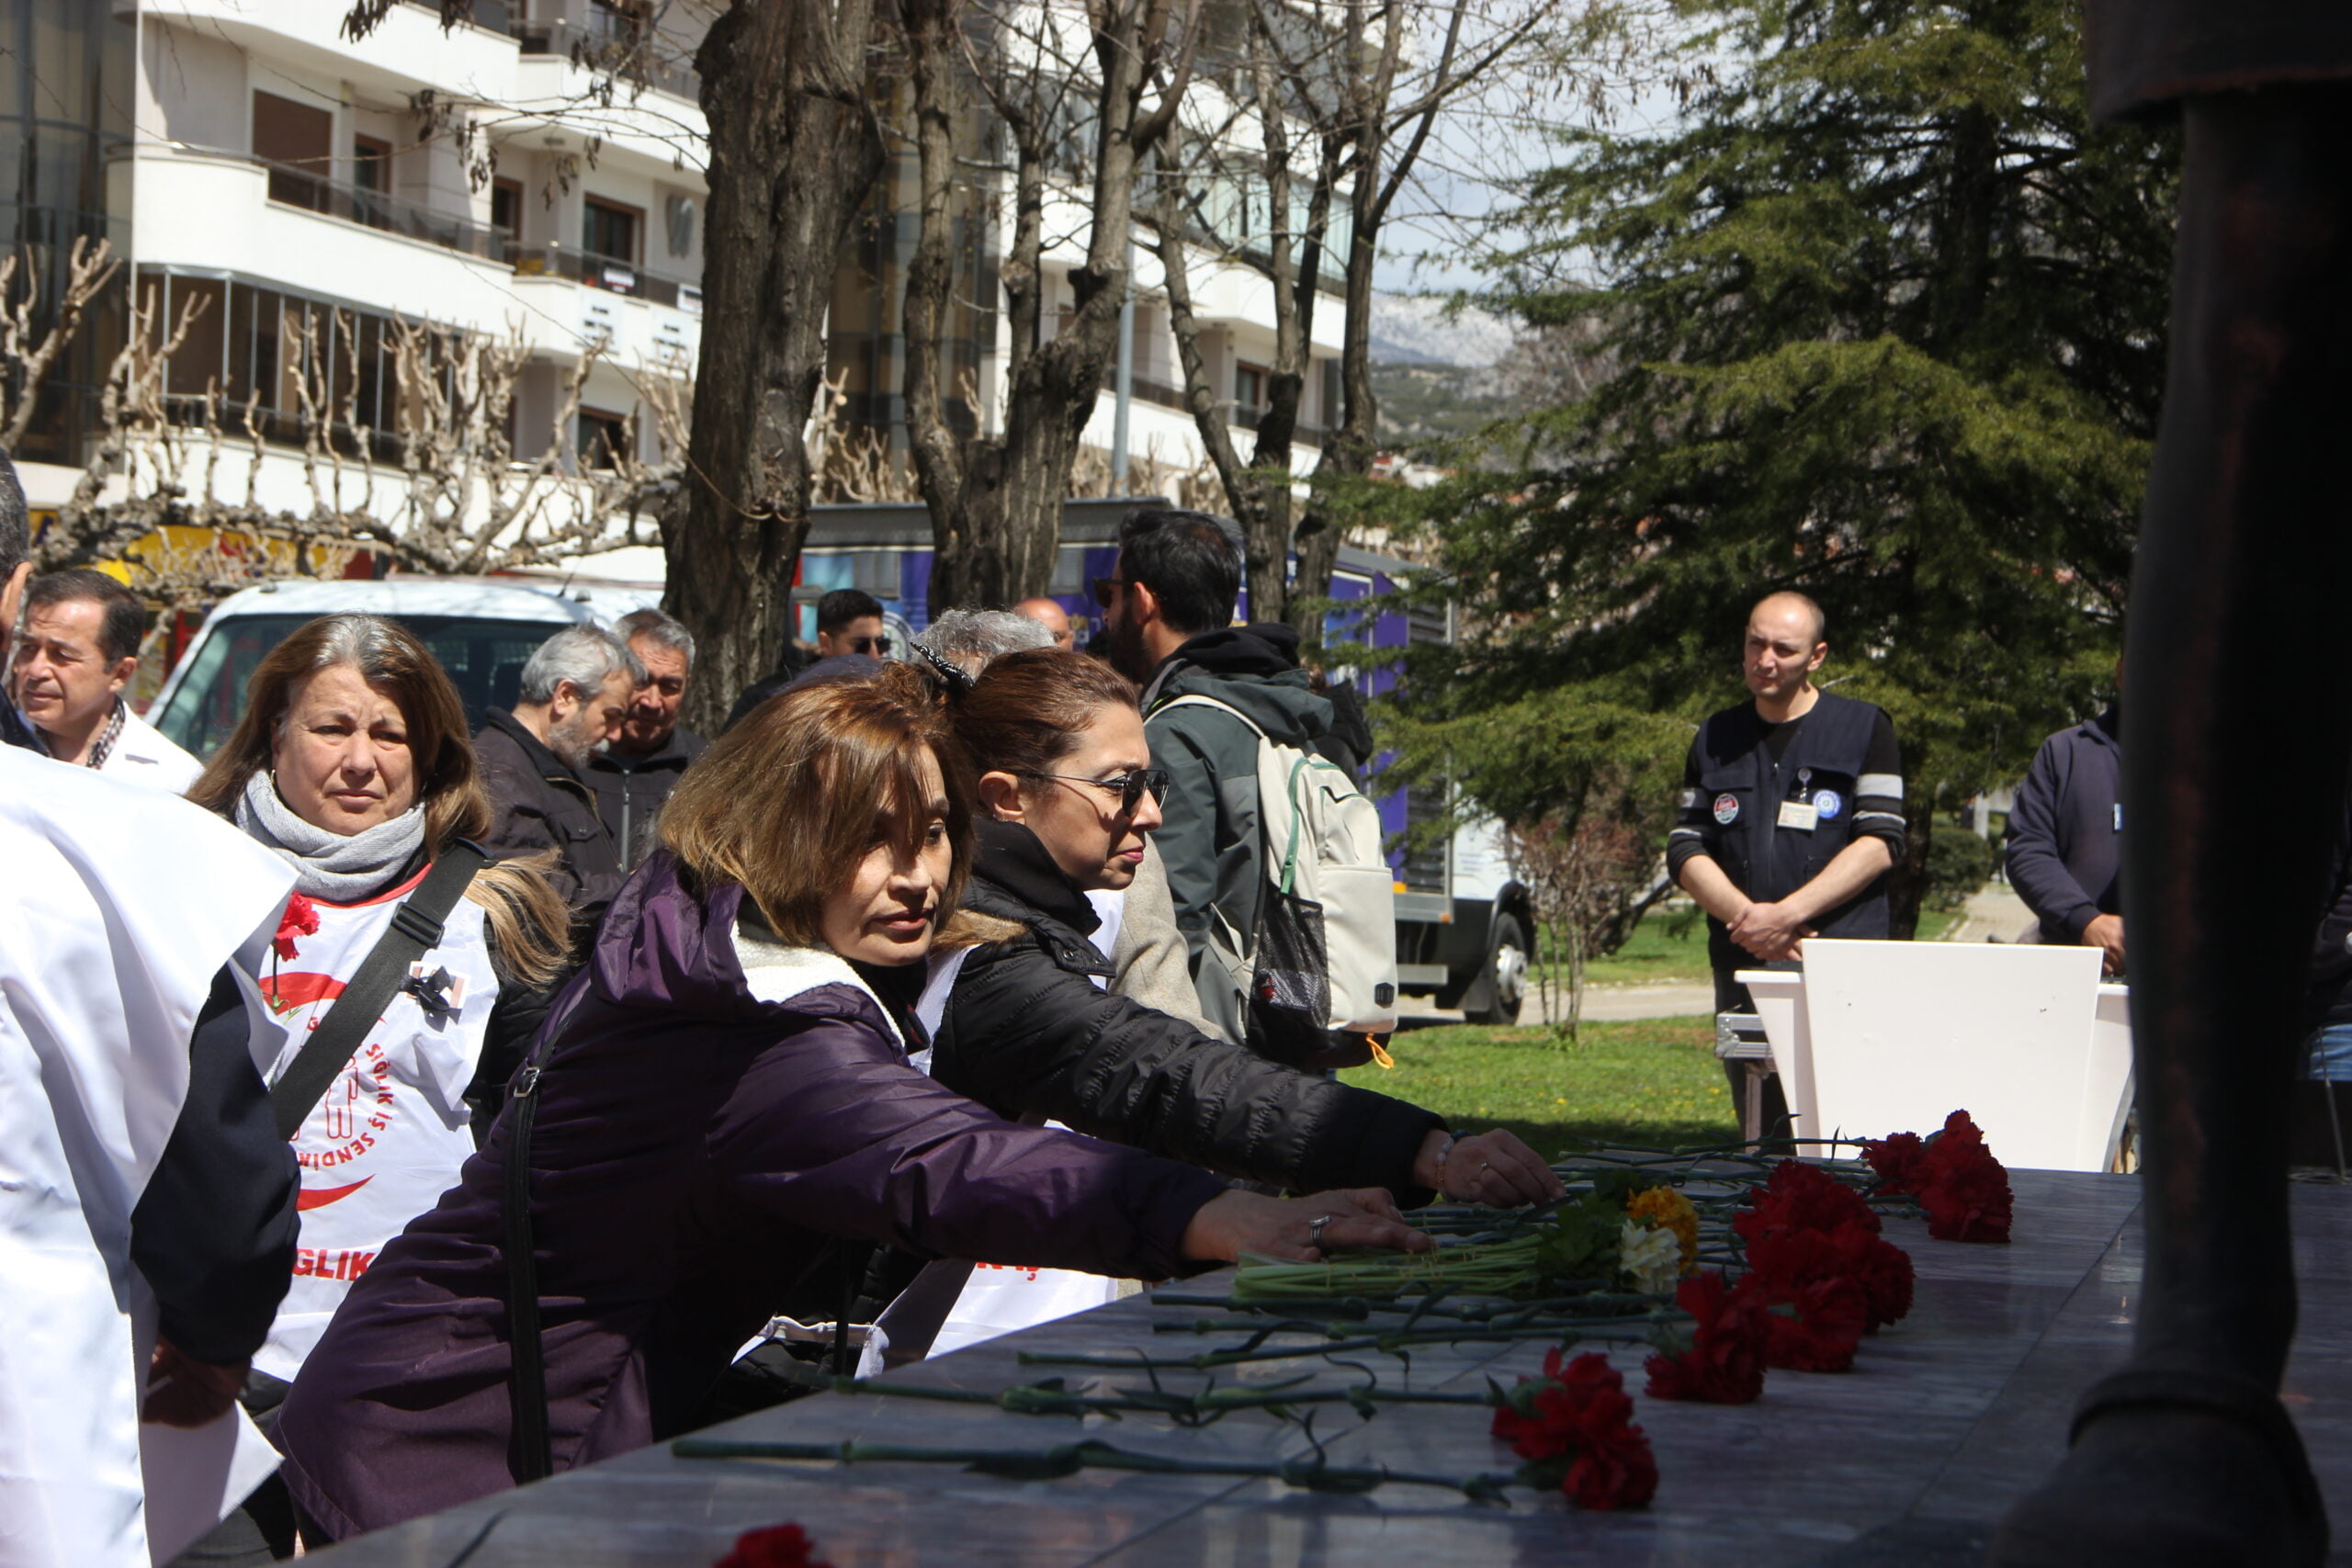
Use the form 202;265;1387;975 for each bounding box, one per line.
258;155;512;263
514;17;699;101
506;243;703;312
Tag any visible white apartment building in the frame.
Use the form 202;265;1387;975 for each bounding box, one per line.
7;1;1345;561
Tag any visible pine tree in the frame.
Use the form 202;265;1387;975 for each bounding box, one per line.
1386;0;2176;933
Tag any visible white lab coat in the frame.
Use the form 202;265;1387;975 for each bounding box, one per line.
0;747;292;1568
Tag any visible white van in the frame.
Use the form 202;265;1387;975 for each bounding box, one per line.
148;576;663;760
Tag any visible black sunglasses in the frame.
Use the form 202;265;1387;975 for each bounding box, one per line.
1091;576;1132;609
849;635;893;656
1020;768;1171;815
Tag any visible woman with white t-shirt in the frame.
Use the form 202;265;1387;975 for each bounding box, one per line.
180;614;569;1560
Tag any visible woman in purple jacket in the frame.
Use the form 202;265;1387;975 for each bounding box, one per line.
274;665;1424;1540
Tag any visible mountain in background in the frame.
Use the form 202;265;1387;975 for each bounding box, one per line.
1366;293;1518;368
1367;294;1524;446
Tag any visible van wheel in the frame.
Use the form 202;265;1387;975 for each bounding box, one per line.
1465;913;1529;1025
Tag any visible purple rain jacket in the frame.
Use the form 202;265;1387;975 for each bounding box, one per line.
274;852;1227;1540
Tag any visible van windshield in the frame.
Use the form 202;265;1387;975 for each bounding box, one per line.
153;615;573;759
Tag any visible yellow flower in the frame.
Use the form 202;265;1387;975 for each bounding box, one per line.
1626;1185;1700;1274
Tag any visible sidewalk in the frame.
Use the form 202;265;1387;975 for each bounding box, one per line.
1943;882;2036;944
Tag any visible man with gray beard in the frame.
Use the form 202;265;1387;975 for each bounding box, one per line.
474;624;644;912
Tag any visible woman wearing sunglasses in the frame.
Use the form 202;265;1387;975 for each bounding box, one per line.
936;649;1563;1213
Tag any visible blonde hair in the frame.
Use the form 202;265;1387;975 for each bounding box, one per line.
659;663;1006;951
187;614;571;985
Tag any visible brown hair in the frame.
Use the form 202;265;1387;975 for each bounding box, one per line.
660;662;999;950
952;648;1141;795
187;614;569;984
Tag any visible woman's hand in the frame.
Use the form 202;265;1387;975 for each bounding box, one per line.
141;1341;247;1428
1180;1187;1435;1263
1414;1128;1566;1207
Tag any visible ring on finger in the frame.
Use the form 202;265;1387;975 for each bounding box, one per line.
1308;1214;1335;1251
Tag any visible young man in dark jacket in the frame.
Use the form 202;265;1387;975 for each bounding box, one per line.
474;624;641;911
587;609;708;870
2005;679;2124;971
1096;507;1331;1043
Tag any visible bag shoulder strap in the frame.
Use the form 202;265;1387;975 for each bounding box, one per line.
1149;691;1268;739
268;841;489;1141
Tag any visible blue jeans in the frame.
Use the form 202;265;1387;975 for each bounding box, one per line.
2307;1023;2352;1082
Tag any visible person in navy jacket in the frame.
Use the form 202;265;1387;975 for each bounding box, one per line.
1666;592;1906;1129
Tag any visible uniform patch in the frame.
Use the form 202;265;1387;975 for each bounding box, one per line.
1679;788;1701;810
1713;793;1740;825
1813;789;1842;821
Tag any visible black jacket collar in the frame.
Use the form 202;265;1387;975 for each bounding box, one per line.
483;705;583;785
971;818;1100;936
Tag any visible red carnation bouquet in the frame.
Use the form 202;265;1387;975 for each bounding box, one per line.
1490;1348;1658;1509
1861;1109;2014;1243
1643;1270;1770;1403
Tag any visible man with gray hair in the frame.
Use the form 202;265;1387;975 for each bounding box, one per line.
914;607;1053;675
589;606;708;870
473;622;644;910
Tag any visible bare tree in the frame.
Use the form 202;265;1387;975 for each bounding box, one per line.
1153;0;1641;628
1503;805;1667;1041
34;280;680;612
1;236;123;453
902;0;1205;614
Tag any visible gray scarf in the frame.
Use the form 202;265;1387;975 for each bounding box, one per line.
235;768;429;900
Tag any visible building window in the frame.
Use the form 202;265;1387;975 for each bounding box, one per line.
582;197;641;268
578;408;631;468
352;135;393;229
253;91;333;212
1235;361;1269;430
492;178;525;253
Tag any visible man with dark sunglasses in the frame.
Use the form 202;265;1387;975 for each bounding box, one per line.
813;588;891;660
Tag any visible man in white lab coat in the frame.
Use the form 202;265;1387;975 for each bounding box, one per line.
0;454;300;1568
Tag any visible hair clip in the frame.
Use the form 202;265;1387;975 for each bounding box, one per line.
909;637;976;692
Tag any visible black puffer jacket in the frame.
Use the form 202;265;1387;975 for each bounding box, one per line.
935;819;1445;1203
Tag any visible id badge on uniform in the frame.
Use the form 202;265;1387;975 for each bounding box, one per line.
1777;799;1819;832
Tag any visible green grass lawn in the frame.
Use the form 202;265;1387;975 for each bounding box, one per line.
1344;1016;1739;1160
1563;904;1962;987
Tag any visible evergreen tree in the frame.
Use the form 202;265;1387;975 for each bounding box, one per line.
1386;0;2176;932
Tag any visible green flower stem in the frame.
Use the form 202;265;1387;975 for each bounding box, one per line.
669;1434;1520;1504
1016;1319;1657;1371
827;1373;1500;1423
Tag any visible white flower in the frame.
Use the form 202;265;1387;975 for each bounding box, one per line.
1620;1218;1682;1296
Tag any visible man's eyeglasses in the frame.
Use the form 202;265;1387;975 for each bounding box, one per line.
1019;768;1171;815
849;635;893;656
1091;576;1132;609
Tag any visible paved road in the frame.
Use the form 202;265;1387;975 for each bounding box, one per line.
1399;978;1715;1029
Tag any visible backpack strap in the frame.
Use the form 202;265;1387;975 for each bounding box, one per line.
268;842;489;1142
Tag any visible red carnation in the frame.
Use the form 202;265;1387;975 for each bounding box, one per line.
1738;1272;1868;1372
1745;1221;1914;1331
1859;1130;1927;1194
272;893;319;962
1490;1348;1658;1509
1733;1158;1879;1255
1645;1269;1769;1404
1916;1111;2013;1242
716;1523;836;1568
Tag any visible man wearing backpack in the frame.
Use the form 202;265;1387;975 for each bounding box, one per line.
1099;507;1393;1061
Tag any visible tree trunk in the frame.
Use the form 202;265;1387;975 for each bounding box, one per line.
910;0;1202;615
667;0;885;737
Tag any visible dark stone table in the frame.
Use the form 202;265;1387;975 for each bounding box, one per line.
310;1169;2352;1566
